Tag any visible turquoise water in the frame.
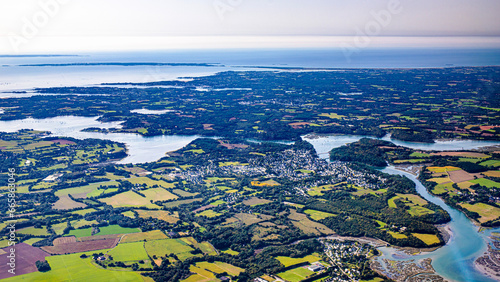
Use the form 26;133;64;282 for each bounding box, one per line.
2;115;500;280
303;134;500;156
0;116;200;164
307;135;500;282
380;167;496;282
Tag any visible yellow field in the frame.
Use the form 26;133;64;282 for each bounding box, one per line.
457;181;474;189
432;183;456;195
136;210;179;223
307;184;338;196
196;210;222;218
388;231;407;239
99;191;160;209
460;203;500;223
121;230;168;243
412;233;440;245
141;188;178;201
195;261;244;276
319;113;345;119
251;180;280;187
304;209;336;221
427;166;461;173
289;210;334;235
428;177;452;184
483;170;500;178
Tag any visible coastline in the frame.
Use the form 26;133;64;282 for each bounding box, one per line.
391;165;498;281
474;234;500;281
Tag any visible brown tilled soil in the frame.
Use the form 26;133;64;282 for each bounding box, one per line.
0;243;51;279
53;236;77;246
448;170;482;183
41;238;119;255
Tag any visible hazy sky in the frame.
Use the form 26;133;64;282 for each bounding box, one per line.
1;0;500;53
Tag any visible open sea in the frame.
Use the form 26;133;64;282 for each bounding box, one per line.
1;48;500;94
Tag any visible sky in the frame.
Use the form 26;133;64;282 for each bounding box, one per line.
1;0;500;53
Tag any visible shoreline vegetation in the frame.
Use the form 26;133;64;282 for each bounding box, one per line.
0;66;499;281
2;67;499;143
331;138;500;281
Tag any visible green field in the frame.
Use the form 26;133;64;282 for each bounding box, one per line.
145;239;198;261
375;220;387;228
141;188;178;201
52;222;68;235
307;184;338;196
122;211;135;218
23;237;45;245
360;278;384;282
72;219;99;229
470;178;500;188
276;254;322;267
352;186;386;196
222;249;239;256
432;182;455;195
108;241;150;262
480;160;500;167
55;181;119;198
388;193;434;216
18;226;50;236
184;266;216;281
319;113;345;119
96;225;141;236
71;208;97;216
458;158;482;163
410;152;431;158
68;227;93;238
196;210;222;218
3;251;142;282
172;189;199;197
407;206;435;216
304;209;336;221
278;266;315;282
388;231;408;239
179;237;217;256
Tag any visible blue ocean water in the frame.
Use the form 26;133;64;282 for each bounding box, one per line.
1;48;499;93
3;48;500;68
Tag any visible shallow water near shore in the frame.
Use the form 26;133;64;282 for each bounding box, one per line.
1;116;500;280
307;135;500;282
0;116;200;164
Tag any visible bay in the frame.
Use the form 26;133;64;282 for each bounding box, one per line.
0;116;199;164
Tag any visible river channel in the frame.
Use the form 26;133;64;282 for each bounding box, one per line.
1;116;500;281
307;135;500;282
